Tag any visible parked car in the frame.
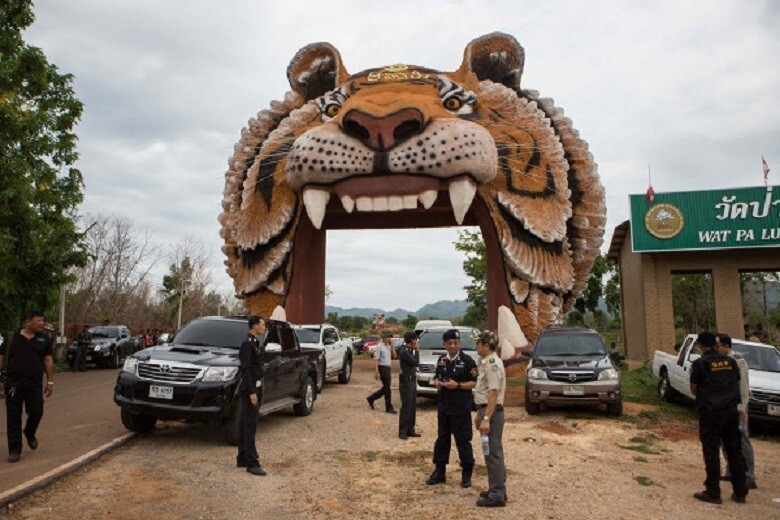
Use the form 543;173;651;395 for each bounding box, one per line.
66;325;136;369
293;324;353;391
413;319;453;335
525;325;622;416
353;335;380;353
114;316;323;445
415;326;480;398
653;334;780;424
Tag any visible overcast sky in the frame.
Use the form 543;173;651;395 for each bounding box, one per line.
25;0;780;311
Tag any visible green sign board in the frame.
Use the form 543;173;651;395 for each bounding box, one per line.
630;185;780;252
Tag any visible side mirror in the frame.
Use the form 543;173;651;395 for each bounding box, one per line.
265;342;282;353
673;343;681;353
323;337;336;345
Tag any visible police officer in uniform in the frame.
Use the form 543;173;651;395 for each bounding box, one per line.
236;315;267;476
689;332;747;504
398;331;421;440
427;329;478;488
73;325;92;372
1;311;55;463
474;331;507;507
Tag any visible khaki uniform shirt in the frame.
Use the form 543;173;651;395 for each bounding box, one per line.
474;352;505;406
730;351;750;413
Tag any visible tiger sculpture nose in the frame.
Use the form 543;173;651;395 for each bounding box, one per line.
341;108;424;152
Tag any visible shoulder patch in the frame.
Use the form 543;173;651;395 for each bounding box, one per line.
470;367;478;377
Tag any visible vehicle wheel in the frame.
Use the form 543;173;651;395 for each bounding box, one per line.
120;407;157;433
525;387;540;415
316;358;325;393
607;399;623;417
293;377;315;416
337;357;352;384
658;372;678;402
109;348;120;369
222;404;242;446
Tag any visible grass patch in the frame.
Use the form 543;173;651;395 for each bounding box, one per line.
633;456;648;463
634;476;658;487
628;434;656;444
383;450;429;464
360;450;380;462
506;375;525;387
618;444;662;455
618;363;698;428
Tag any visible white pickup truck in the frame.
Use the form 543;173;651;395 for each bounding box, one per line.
293;324;353;391
653;334;780;424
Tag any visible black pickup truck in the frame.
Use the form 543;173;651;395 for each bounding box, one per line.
114;316;324;444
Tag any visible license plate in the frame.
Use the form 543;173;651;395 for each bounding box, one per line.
86;356;92;362
149;385;173;399
563;385;584;396
769;404;780;416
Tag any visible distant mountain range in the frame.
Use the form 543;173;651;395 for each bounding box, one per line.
325;299;469;320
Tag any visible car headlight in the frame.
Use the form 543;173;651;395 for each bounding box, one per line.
93;344;103;351
599;368;620;381
123;358;138;375
203;367;239;382
527;368;548;380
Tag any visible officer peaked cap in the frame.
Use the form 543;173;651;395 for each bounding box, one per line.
442;329;460;341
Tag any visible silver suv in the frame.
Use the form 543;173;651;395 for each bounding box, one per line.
525;325;622;416
415;326;480;397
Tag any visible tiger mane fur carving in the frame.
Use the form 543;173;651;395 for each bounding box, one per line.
219;32;606;350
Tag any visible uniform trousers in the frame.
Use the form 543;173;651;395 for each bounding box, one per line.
476;407;506;501
73;344;88;371
5;384;44;454
433;410;474;470
699;408;747;498
722;419;756;487
368;366;393;411
398;375;417;435
236;392;260;468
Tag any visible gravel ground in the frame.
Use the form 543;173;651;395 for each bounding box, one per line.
2;358;779;519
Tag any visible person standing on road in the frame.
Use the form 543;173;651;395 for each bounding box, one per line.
427;329;478;488
689;332;748;504
73;325;92;372
398;331;420;439
474;331;507;507
366;331;397;414
0;311;55;463
236;315;267;476
716;333;757;490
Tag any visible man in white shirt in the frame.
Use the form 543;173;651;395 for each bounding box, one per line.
716;333;756;490
366;331;397;413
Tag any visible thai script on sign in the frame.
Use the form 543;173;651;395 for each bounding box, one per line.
715;186;780;220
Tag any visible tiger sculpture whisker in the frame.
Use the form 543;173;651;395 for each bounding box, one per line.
219;32;606;356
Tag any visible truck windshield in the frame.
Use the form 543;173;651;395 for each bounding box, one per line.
173;320;249;349
732;342;780;373
418;331;477;351
90;327;118;338
294;328;320;344
535;334;606;356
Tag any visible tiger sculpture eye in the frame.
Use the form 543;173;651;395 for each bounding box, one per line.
219;32;606;355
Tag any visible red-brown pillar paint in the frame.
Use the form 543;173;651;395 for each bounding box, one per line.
287;217;327;323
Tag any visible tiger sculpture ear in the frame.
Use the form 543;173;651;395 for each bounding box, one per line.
286;42;350;101
458;32;525;90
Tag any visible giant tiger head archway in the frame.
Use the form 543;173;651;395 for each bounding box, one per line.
219;32;606;353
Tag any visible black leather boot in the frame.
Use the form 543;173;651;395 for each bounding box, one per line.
461;467;473;488
426;466;446;485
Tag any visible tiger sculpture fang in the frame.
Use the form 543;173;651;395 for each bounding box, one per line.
219;32;606;351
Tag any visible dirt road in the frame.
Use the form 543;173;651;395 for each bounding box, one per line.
3;358;779;519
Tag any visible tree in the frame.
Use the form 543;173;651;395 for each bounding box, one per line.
672;273;716;333
604;259;621;316
0;1;86;333
160;238;213;328
402;314;417;330
574;254;610;317
454;229;486;329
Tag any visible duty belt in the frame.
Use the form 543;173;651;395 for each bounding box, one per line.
477;404;504;411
